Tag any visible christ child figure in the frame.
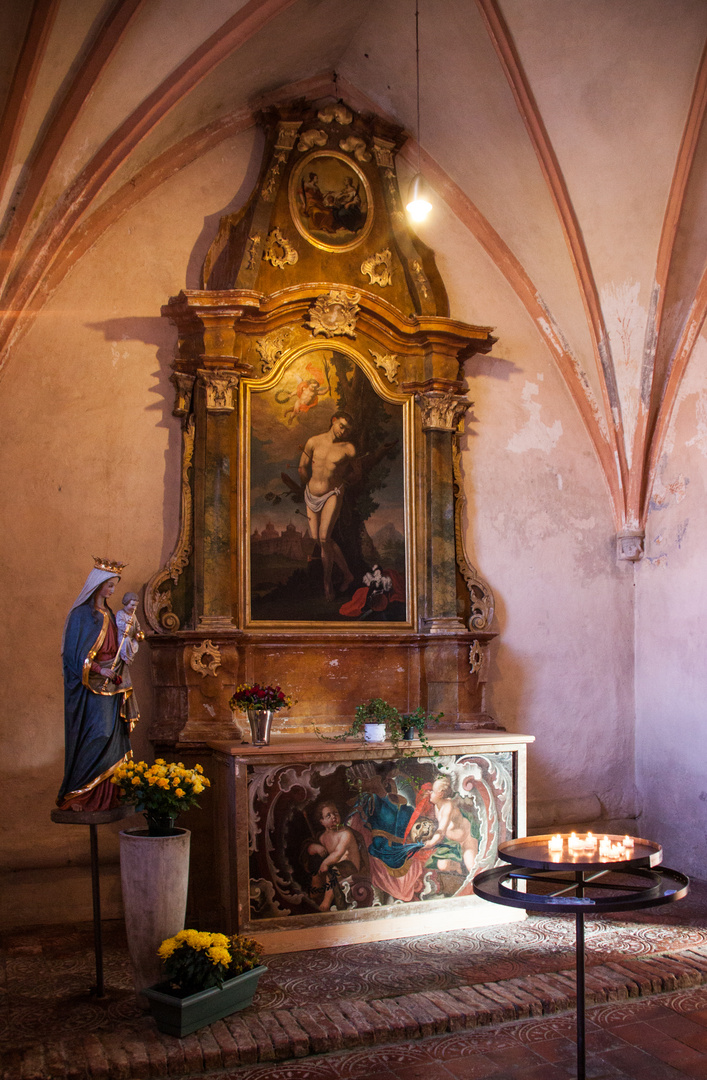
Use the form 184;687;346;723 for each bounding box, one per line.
424;777;479;877
307;800;361;911
115;592;144;664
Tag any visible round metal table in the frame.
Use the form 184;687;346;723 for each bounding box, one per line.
474;834;689;1080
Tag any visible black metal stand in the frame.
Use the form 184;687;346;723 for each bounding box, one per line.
50;805;135;997
474;834;689;1080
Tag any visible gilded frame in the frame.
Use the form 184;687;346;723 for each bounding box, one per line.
239;341;416;630
288;150;374;253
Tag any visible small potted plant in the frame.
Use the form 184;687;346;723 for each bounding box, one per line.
229;683;294;745
317;698;443;758
144;929;266;1037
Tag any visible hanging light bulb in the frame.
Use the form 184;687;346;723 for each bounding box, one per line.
406;0;432;223
406;174;432;221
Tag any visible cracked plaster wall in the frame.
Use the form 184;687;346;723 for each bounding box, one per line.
635;333;707;876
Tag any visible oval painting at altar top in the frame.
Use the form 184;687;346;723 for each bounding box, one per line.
289;151;373;252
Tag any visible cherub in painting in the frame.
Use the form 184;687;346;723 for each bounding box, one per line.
306;799;361;911
275;362;330;425
423;776;479;876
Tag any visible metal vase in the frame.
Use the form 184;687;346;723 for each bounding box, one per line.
247;708;273;745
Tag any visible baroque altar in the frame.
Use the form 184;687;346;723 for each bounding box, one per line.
144;98;502;744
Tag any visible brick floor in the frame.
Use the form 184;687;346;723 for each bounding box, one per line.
4;894;707;1079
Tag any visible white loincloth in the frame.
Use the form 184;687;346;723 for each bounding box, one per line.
304;484;341;514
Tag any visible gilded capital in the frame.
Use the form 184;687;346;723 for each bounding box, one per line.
198;368;240;413
415;389;471;432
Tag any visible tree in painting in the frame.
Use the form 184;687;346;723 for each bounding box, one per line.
249;349;406;624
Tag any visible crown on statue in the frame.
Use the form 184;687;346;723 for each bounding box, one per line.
93;556;126;574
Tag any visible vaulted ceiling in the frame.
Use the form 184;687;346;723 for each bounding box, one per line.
2;0;707;535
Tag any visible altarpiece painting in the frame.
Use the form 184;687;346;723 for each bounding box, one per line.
246;344;410;625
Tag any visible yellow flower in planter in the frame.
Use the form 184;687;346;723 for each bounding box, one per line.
157;930;264;993
112;758;211;834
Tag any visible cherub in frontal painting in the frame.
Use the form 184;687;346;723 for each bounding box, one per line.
423;776;479;877
306;799;361;911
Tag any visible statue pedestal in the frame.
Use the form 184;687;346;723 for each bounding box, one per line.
50;805;135;996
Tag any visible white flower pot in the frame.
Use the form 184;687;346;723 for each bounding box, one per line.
363;722;387;742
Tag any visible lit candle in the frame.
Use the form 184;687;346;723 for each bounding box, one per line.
623;835;634;849
548;834;564;853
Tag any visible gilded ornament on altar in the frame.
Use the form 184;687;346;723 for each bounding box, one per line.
306;290;360;338
469;640;483;675
289;150;372;251
263;228;298;270
415;389;469;431
256;329;292;374
371;137;395;168
369;348;400;383
274;121;302;152
170;372;195;417
412;259;430;298
297;129;327;152
339;135;371;162
199;369;239;412
262;151;288;202
383;168;400;207
361;248;393;287
318;103;352;125
246;234;261;270
190;640;222;678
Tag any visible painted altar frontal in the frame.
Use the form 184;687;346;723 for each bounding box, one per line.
209;733;532;949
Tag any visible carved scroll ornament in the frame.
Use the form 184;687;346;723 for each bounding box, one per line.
263;227;298;270
297;129;328;152
369;348;400;384
306;290;360;338
340;135;371;162
318;104;352;125
256;328;292;374
144;415;195;633
361;248;393;287
190;640;222;677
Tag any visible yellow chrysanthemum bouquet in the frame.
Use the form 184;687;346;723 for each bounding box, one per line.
157;929;264;994
111;758;210;835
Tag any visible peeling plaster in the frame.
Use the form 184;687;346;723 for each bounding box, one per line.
506;381;563;454
685;391;707;458
601;280;647;467
662;331;707;457
535;300;608;442
650;468;689;512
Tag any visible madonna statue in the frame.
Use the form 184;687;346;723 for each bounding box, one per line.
57;557;140;811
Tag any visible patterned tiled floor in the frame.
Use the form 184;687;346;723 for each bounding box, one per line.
2;883;707;1078
215;988;707;1079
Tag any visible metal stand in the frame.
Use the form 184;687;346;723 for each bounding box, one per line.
50;805;135;997
474;834;689;1080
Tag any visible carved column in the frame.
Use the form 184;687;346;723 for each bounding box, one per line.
193;367;240;629
414;381;471;633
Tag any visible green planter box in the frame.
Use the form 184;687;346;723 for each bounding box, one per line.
144;965;267;1037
